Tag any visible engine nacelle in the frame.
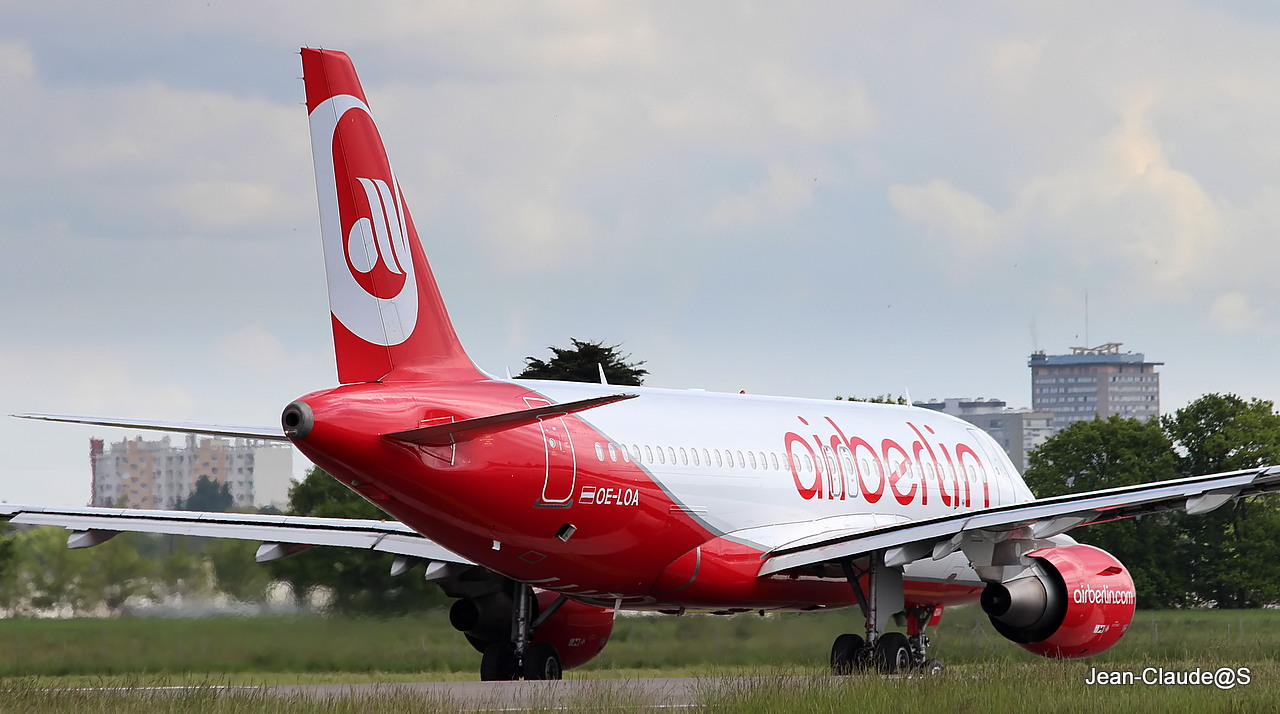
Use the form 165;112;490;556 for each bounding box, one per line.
981;544;1135;658
449;589;614;670
529;590;615;670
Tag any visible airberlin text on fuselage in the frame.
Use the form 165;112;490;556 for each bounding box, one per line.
784;416;990;508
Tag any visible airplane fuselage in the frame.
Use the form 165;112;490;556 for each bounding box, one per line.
290;378;1032;611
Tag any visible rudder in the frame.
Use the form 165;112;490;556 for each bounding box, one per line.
302;48;482;384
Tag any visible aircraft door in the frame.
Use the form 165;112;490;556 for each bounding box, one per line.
967;428;1009;507
525;397;577;507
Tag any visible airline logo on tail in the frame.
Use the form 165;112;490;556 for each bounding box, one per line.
309;94;419;347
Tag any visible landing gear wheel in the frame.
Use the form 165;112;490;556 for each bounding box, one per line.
925;658;945;675
830;633;867;675
480;642;518;681
521;642;563;681
873;632;911;674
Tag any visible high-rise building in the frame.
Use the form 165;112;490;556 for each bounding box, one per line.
914;398;1056;474
1029;343;1161;429
90;435;293;510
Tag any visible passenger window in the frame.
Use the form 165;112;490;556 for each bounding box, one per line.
770;452;779;470
749;452;758;469
692;448;700;466
715;450;723;467
702;449;711;466
608;443;618;462
736;451;745;468
668;447;677;464
680;447;688;466
726;450;735;468
594;443;605;461
645;446;654;463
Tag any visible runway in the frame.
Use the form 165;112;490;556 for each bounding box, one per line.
255;677;706;707
76;677;723;709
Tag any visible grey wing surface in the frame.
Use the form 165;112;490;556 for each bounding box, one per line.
759;465;1280;575
0;504;472;566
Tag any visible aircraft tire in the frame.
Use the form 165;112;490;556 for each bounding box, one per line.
480;643;518;681
830;633;867;675
521;642;563;681
874;632;911;674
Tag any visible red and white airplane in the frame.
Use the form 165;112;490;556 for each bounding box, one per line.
9;48;1280;681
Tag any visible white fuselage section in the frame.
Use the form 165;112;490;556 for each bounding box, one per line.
523;380;1035;557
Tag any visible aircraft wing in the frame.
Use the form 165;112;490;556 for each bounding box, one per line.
758;465;1280;576
0;504;473;566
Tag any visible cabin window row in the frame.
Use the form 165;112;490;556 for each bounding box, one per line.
593;442;793;472
592;440;992;484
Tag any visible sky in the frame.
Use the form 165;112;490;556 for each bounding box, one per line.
3;1;1280;506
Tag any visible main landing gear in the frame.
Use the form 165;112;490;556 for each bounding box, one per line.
477;583;566;681
830;553;944;675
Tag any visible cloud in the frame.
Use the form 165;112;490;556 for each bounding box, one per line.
890;97;1236;292
706;164;816;228
888;179;1003;257
1208;292;1267;334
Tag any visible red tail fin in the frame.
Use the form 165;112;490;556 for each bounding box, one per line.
302;48;482;384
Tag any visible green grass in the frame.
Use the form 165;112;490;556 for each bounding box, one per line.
0;608;1277;712
0;606;1277;677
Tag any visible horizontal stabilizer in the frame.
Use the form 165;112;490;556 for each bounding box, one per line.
385;393;638;446
12;413;287;442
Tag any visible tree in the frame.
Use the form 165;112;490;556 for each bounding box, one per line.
176;476;234;513
78;533;156;613
208;539;271;603
1024;415;1189;607
266;467;448;614
517;339;647;386
1163;394;1280;608
835;395;907;404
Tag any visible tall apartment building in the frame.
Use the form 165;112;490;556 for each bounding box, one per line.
90;434;293;510
1029;343;1161;429
914;398;1056;474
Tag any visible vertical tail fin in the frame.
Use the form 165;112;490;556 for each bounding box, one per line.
301;48;482;384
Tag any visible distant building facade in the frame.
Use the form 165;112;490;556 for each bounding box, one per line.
90;435;292;510
1029;343;1161;429
914;398;1056;474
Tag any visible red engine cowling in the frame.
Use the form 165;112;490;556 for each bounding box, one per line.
450;588;615;671
981;544;1136;658
530;590;615;670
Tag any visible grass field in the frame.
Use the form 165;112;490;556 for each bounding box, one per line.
0;607;1275;711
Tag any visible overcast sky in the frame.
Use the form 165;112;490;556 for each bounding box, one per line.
4;2;1280;505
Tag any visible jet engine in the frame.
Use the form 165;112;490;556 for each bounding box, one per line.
449;588;614;670
980;543;1136;658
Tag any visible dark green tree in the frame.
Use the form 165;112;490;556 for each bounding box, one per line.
1163;394;1280;608
835;395;907;404
208;539;270;603
176;476;234;513
517;339;647;386
266;467;448;614
1024;415;1188;608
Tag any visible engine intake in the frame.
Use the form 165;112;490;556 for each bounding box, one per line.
982;544;1136;659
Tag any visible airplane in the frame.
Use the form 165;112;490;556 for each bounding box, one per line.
8;47;1280;681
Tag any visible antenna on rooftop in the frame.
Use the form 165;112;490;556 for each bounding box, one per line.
1084;291;1089;349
